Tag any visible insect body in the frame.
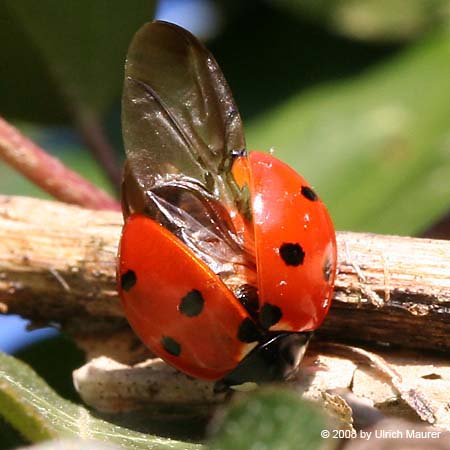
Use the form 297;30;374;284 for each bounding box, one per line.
117;21;336;389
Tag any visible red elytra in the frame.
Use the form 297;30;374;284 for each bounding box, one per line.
117;21;337;385
247;151;336;332
118;214;257;380
118;150;336;381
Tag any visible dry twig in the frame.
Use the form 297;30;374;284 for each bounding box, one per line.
0;117;120;211
0;195;449;353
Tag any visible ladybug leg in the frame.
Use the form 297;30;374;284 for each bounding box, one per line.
214;332;312;392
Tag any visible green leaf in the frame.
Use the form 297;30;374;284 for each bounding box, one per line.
0;352;202;450
246;30;450;235
2;0;155;122
276;0;450;42
0;415;27;450
208;387;333;450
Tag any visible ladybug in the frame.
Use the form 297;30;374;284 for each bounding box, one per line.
117;21;337;390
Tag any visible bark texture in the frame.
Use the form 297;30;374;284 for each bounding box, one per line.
0;195;449;352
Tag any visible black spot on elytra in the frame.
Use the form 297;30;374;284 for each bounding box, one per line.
121;270;136;291
161;336;181;356
323;257;333;282
279;243;305;266
237;318;262;343
260;303;282;329
179;289;204;317
301;185;318;201
235;284;259;317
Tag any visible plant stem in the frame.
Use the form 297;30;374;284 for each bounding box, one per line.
0;117;120;211
72;105;123;190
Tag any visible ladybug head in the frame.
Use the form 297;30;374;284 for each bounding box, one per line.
214;332;312;392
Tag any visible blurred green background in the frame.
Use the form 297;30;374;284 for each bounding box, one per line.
1;1;450;448
1;0;449;236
